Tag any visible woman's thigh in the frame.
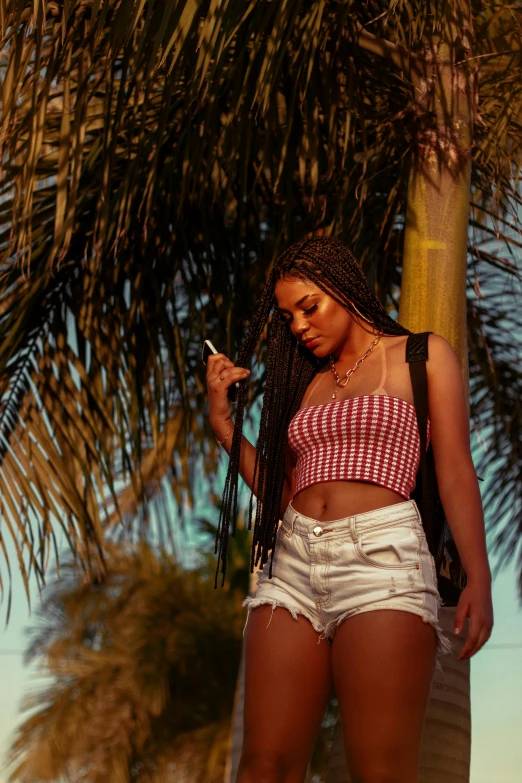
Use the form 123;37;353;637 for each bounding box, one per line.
332;609;436;783
238;605;332;782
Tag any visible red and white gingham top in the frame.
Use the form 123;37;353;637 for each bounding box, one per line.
287;395;430;499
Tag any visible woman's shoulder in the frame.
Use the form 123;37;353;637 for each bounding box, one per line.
383;331;460;384
425;333;459;365
423;333;465;402
383;331;457;363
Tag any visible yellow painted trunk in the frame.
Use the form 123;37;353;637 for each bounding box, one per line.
399;155;471;392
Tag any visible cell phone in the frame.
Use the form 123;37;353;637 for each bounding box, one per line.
201;339;218;365
201;339;240;403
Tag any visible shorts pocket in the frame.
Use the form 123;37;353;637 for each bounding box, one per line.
275;519;293;556
355;521;419;570
417;532;439;586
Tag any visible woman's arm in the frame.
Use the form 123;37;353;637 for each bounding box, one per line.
207;352;295;512
426;335;490;580
426;334;493;659
213;416;259;492
206;351;258;491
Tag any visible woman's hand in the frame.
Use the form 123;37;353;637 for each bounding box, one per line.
454;577;494;661
206;352;250;433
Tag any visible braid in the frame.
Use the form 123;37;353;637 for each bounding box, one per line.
215;236;411;585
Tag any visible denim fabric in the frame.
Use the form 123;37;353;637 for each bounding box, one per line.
244;499;452;671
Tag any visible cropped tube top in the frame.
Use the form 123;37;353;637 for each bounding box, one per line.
287;395;430;500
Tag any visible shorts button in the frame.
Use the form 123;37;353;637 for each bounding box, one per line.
313;526;323;537
416;564;420;569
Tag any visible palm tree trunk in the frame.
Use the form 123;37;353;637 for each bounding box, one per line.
399;106;472;385
399;3;474;382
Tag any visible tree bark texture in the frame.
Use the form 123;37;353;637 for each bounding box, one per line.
399;16;475;390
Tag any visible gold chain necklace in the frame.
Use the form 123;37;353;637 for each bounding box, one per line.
329;331;384;400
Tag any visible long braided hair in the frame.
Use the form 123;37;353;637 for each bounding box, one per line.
215;236;411;584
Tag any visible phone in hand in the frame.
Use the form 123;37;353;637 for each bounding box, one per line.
201;339;218;365
201;339;239;403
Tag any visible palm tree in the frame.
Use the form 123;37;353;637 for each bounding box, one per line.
0;0;520;604
1;1;521;780
7;541;245;783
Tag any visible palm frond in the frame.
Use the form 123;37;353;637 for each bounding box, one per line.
468;243;522;597
0;0;521;606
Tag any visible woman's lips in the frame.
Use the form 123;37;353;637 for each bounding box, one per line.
303;338;319;349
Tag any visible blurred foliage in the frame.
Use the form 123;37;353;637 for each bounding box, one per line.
7;541;245;783
0;0;521;609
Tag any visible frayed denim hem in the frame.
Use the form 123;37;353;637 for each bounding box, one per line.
242;596;324;639
321;606;453;673
429;620;453;672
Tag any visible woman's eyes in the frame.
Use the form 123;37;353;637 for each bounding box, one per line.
281;304;318;323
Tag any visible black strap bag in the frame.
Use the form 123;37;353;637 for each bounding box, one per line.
406;332;467;607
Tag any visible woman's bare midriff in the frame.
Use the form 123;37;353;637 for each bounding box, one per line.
291;480;407;522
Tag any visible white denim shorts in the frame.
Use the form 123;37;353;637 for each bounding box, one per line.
243;499;452;670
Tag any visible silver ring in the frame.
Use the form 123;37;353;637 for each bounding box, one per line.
219;374;224;381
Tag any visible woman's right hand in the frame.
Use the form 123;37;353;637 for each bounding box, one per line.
206;353;250;432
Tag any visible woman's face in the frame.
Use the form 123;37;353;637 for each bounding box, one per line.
274;275;354;359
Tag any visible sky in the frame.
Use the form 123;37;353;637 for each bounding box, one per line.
0;521;521;782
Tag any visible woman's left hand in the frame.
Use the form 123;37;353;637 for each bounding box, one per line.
453;578;494;661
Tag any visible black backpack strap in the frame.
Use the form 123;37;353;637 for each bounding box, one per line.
406;332;434;552
405;332;432;455
406;332;468;603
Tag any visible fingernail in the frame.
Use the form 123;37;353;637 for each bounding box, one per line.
454;627;461;635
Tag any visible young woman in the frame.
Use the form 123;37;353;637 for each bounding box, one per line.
206;236;493;783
